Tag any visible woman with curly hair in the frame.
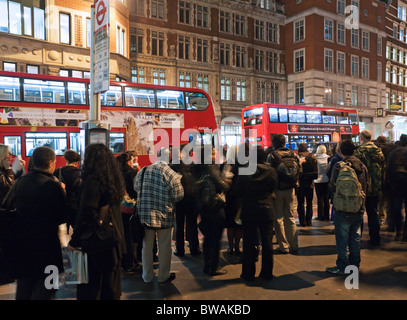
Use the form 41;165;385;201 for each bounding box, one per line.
68;143;126;300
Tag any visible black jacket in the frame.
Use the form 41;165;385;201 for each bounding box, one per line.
54;165;82;226
69;174;126;257
298;151;318;189
7;170;67;278
235;163;278;222
120;164;138;200
54;165;81;196
171;161;196;201
386;146;407;195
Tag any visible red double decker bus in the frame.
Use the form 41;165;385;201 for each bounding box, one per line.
242;103;360;153
0;71;218;168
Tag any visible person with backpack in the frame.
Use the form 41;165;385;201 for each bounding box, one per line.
326;139;367;275
354;129;385;247
386;134;407;241
115;151;139;272
171;143;201;257
297;143;318;227
314;145;331;221
267;134;301;254
194;145;230;276
54;149;81;233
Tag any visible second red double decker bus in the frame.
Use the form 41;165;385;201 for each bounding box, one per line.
242;103;360;153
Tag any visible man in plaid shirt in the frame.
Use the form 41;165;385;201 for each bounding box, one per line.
134;147;184;283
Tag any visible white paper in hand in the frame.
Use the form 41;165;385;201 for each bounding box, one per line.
11;155;23;175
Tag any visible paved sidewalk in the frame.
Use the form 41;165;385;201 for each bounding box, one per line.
1;218;406;301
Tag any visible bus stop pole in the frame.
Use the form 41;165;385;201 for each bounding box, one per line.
90;5;100;122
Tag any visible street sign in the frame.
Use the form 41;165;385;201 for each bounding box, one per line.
94;0;110;94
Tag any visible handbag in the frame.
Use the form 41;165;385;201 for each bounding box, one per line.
120;194;136;214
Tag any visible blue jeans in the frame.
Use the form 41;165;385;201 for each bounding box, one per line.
334;212;363;272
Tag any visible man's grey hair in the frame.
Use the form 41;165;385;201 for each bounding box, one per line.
157;147;171;163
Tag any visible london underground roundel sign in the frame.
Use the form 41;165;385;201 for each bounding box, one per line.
95;0;109;32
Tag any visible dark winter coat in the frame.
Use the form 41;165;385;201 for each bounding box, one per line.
298;151;318;189
120;164;138;200
69;173;126;257
171;161;196;201
54;165;81;196
235;163;278;222
7;170;67;278
386;146;407;196
54;165;82;227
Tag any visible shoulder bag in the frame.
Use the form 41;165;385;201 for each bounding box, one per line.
80;204;120;254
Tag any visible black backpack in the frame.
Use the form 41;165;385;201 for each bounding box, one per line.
194;174;226;212
275;150;300;189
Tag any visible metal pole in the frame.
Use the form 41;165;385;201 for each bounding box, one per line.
90;5;100;122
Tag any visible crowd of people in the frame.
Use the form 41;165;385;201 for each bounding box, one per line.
0;129;406;299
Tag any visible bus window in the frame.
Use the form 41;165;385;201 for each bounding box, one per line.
243;107;263;126
336;116;349;124
69;132;81;153
322;115;336;124
110;132;125;153
157;90;184;109
4;136;21;156
288;134;331;153
306;111;322;124
25;132;67;156
67;82;87;105
268;108;279;122
189;132;213;146
279;109;288;122
288;109;305;123
100;86;123;106
0;76;20;101
349;113;358;125
185;92;208;110
23;79;65;103
125;87;155;108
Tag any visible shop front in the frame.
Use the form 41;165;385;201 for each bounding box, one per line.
220;116;242;148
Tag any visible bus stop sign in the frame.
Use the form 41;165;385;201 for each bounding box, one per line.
93;0;110;94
